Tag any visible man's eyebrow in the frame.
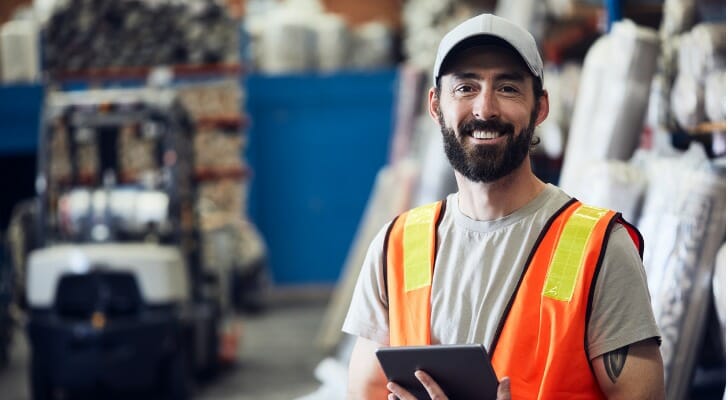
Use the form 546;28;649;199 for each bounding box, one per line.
448;71;528;82
450;72;482;81
495;72;527;82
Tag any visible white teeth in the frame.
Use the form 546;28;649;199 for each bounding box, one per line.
473;131;499;140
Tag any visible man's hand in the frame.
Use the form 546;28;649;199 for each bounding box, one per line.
385;370;512;400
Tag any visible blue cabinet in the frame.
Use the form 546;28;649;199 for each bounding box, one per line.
246;69;398;285
0;83;43;155
0;72;398;286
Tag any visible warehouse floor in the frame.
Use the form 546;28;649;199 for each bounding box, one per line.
0;292;334;400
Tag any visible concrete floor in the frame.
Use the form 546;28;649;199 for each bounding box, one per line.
0;294;332;400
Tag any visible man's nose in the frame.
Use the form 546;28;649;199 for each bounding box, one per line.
472;89;499;120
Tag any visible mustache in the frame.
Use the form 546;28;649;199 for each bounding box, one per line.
458;118;515;137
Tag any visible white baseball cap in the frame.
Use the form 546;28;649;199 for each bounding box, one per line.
433;14;544;87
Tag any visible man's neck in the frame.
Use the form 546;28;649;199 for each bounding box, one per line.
455;162;546;221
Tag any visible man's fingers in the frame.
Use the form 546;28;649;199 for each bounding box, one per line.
497;377;512;400
387;381;412;400
415;370;448;400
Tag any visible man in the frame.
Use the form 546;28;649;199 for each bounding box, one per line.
343;13;665;400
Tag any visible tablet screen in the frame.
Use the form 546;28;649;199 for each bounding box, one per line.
376;344;498;400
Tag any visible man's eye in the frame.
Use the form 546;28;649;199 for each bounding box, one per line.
455;85;475;93
500;85;518;93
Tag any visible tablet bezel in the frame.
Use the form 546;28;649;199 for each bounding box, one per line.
375;344;499;400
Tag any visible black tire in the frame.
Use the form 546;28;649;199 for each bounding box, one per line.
160;351;191;400
231;257;270;314
30;357;52;400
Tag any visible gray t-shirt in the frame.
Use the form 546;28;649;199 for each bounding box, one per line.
343;184;660;359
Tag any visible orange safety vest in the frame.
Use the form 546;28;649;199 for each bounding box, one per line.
384;198;643;399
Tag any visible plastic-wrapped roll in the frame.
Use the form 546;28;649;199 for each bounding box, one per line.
44;0;239;71
659;0;696;39
670;72;705;130
714;243;726;351
636;144;726;400
569;159;647;223
560;20;659;195
704;70;726;123
645;74;674;132
259;11;317;73
315;14;351;72
412;117;457;206
402;0;490;73
677;23;726;82
688;23;726;80
350;22;393;70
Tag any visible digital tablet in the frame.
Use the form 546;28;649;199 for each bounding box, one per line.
376;344;499;400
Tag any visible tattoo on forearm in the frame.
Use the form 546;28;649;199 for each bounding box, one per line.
603;345;630;383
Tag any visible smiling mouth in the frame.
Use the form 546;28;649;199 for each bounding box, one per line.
471;130;504;140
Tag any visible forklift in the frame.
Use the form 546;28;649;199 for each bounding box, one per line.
24;88;223;399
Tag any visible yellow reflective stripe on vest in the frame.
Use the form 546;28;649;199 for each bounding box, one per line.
543;205;609;301
403;202;439;292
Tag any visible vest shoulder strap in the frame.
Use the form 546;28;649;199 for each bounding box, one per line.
384;200;446;346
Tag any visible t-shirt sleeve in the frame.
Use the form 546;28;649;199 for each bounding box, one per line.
587;224;661;359
341;223;391;345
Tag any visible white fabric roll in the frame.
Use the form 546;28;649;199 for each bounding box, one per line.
677;23;726;82
259;11;317;73
660;0;697;39
704;70;726;123
315;14;351;72
412;118;457;206
636;144;726;400
0;19;40;83
671;72;705;130
713;243;726;351
560;20;660;196
350;22;393;70
570;160;647;223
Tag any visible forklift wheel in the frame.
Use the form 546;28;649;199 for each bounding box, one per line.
30;358;52;400
161;351;191;400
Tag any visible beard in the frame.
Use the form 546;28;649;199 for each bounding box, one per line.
438;107;538;183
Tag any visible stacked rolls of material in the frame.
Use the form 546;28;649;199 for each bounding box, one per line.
43;0;239;72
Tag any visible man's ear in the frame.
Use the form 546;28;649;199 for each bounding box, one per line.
535;90;550;126
428;87;441;125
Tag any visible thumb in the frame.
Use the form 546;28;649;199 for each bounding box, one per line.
497;377;511;400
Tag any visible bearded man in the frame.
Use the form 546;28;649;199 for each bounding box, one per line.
343;13;665;400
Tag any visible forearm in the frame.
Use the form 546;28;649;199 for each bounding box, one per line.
347;337;390;399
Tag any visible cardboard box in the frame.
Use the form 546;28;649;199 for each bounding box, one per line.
0;0;29;25
321;0;402;29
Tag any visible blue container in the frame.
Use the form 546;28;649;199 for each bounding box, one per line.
246;69;398;285
0;83;43;155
